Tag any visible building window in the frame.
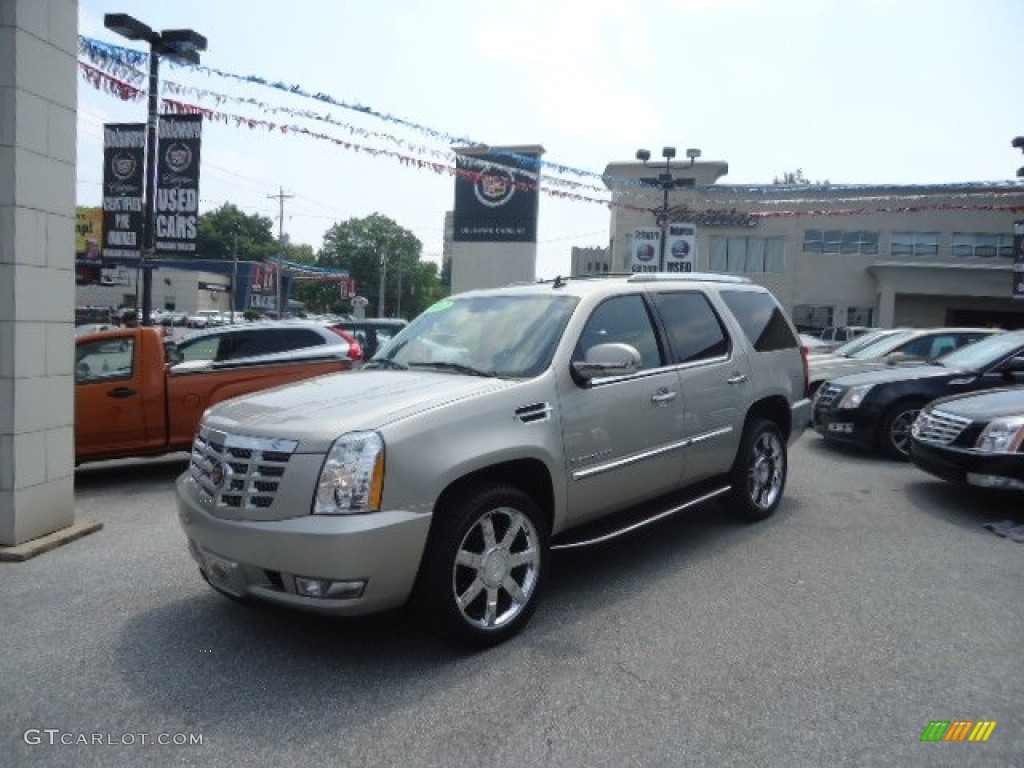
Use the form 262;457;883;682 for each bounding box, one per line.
791;305;833;333
891;231;939;257
709;237;785;273
952;232;1014;259
847;306;875;326
803;230;879;255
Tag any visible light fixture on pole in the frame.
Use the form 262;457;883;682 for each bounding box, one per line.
1013;136;1024;178
635;146;701;270
104;13;207;327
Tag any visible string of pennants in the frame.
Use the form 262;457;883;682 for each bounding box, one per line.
78;36;1024;221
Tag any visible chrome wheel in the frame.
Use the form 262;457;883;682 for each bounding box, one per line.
887;408;919;457
745;429;785;512
452;506;541;631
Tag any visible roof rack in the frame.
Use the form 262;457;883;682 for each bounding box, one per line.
626;272;752;284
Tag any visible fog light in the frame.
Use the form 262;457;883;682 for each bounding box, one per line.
967;473;1024;491
294;577;366;599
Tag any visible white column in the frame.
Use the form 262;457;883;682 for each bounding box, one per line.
0;0;77;546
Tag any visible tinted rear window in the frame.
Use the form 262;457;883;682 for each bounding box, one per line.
719;290;798;352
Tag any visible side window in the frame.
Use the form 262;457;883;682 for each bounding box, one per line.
719;290;798;352
75;337;135;383
218;331;270;360
276;329;327;352
575;295;663;371
654;291;730;363
898;335;948;358
178;335;221;362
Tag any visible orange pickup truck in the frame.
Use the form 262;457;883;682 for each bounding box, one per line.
75;327;352;464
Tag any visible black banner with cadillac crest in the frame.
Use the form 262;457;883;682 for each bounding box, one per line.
453;150;540;243
155;114;203;255
1014;220;1024;300
101;123;145;261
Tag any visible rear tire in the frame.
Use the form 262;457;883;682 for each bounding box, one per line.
414;484;548;647
728;419;787;522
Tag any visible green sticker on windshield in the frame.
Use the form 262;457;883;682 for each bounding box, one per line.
424;298;454;314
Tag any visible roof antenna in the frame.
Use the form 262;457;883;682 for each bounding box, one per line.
552;275;566;289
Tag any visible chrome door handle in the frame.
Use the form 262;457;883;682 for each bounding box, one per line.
651;389;678;404
726;373;748;385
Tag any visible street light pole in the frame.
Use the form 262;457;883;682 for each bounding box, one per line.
377;246;388;318
635;146;701;270
104;14;206;327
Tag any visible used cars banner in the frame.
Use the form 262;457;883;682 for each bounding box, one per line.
665;223;697;273
101;123;145;261
155;114;203;256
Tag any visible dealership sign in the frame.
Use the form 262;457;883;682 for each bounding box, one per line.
664;223;697;273
631;228;661;273
453;150;541;243
101;123;145;260
155;114;203;256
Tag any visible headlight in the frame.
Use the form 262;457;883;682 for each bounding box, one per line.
313;431;384;514
837;384;874;409
975;417;1024;453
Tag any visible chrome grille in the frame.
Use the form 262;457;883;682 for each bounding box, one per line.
190;428;298;513
814;384;842;409
912;409;971;445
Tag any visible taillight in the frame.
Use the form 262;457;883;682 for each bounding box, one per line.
329;327;362;361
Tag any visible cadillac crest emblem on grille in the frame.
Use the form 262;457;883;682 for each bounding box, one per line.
210;460;224;488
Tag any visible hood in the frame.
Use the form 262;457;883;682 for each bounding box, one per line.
825;363;960;388
928;387;1024;420
202;369;516;450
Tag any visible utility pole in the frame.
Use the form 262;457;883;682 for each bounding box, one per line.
267;186;294;317
230;228;238;320
377;245;388;318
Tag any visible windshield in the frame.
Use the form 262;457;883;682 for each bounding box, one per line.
847;329;916;359
934;332;1022;371
831;329;898;357
366;293;579;378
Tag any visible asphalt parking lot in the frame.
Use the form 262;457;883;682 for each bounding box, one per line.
2;433;1022;767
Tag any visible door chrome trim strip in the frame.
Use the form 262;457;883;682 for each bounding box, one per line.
571;426;732;481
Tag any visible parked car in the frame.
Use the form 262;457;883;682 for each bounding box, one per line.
171;321;362;368
909;387;1024;492
325;317;408;359
177;273;811;646
812;330;1024;459
808;327;1000;396
75;327;355;464
186;310;225;329
799;333;832;353
808;328;907;358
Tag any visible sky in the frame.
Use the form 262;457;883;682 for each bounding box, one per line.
76;0;1024;278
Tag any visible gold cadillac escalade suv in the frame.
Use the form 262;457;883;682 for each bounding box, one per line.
177;273;811;646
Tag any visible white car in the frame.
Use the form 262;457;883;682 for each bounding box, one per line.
186;310;225;329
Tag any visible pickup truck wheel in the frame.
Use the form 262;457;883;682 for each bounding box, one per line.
416;485;548;647
878;401;924;460
728;419;787;522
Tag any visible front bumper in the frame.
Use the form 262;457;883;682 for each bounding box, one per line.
909;439;1024;490
811;402;881;450
176;472;432;616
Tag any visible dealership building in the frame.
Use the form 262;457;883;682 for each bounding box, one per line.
579;160;1024;330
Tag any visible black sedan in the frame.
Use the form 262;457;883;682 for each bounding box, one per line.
812;330;1024;459
909;387;1024;491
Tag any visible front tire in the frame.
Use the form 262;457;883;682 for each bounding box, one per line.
878;400;925;460
728;419;787;522
415;485;548;647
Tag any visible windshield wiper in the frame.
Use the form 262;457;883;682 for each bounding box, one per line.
364;358;408;371
407;361;496;377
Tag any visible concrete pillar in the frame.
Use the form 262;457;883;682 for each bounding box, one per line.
0;0;77;547
878;285;896;328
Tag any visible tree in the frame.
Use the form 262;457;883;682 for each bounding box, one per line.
307;213;444;319
772;168;830;186
196;204;278;261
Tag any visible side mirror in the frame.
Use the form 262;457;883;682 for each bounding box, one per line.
571;342;641;382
